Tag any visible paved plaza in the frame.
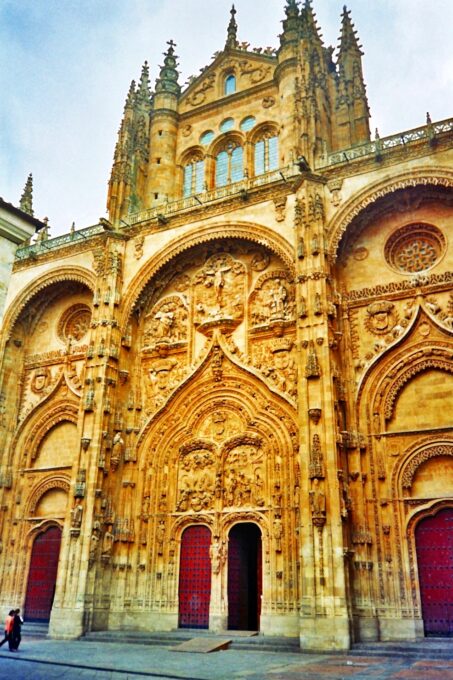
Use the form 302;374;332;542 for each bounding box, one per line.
0;631;452;680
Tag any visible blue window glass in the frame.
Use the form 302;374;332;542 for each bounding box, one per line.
254;140;265;176
200;130;214;146
183;164;193;197
231;146;244;182
195;159;205;194
216;151;228;187
219;118;234;133
224;74;236;95
240;116;256;132
254;135;278;176
268;136;278;170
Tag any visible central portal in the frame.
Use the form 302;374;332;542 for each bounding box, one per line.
227;523;262;631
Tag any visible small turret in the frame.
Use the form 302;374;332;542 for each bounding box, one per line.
225;5;239;50
136;61;152;111
19;173;34;216
300;0;323;45
279;0;300;47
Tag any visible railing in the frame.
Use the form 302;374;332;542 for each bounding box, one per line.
321;116;453;167
124;163;301;226
15;223;107;261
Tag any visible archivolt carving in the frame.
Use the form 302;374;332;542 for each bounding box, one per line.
27;476;71;516
14;400;79;466
328;168;453;259
2;266;96;341
121;222;295;330
401;445;453;491
384;357;453;420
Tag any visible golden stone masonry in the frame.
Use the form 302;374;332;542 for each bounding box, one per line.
0;1;453;650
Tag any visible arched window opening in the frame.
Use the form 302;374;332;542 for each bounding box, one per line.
254;133;279;176
215;143;243;187
183;157;205;197
224;74;236;96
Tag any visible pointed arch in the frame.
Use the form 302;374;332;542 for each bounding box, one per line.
120;222;294;330
1;266;96;341
327;167;453;259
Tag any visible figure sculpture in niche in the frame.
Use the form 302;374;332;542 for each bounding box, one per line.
71;500;83;528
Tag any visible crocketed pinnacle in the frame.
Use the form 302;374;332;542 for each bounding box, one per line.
19;173;34;216
155;40;181;96
300;0;323;44
124;80;136;110
136;61;152;106
338;5;363;55
225;5;238;49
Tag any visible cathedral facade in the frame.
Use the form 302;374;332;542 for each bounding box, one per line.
1;2;453;651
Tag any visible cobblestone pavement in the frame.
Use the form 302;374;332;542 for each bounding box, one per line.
0;636;453;680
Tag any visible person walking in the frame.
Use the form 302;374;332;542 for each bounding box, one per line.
11;608;23;650
0;610;15;650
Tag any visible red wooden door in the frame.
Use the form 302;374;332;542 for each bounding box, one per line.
228;523;261;631
24;526;62;622
178;525;211;629
416;508;453;636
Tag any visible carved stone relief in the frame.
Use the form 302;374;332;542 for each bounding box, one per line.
249;270;295;327
193;253;245;332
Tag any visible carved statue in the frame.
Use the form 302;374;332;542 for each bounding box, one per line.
101;527;114;557
273;515;283;552
210;539;226;575
111;432;124;471
71;500;83;528
309;478;326;527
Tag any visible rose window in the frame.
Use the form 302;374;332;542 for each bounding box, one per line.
385;224;445;274
58;304;92;342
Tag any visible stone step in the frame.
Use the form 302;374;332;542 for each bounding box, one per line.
83;629;301;653
23;622;49;639
351;639;453;660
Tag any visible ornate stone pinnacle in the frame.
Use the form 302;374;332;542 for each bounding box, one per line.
19;173;34;216
225;4;238;49
155;40;180;96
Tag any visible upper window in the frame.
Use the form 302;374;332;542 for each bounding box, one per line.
254;132;279;176
200;130;214;146
384;223;446;274
215;142;244;187
183;157;205;197
240;116;256;132
219;118;234;134
224;74;236;95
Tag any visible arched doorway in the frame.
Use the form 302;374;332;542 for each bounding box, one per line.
24;526;62;622
415;507;453;636
178;525;212;629
228;523;262;631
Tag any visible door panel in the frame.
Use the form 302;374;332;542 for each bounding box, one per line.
178;525;211;629
416;508;453;636
24;526;62;622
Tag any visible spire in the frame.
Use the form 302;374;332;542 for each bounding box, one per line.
338;5;363;56
19;173;34;216
300;0;323;44
280;0;300;46
225;5;238;49
155;40;181;96
136;61;152;108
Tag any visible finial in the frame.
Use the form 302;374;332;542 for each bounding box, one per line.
374;128;380;140
225;4;238;49
155;40;180;96
19;173;34;216
426;112;432;125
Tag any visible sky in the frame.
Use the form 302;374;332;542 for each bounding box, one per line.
1;0;452;237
